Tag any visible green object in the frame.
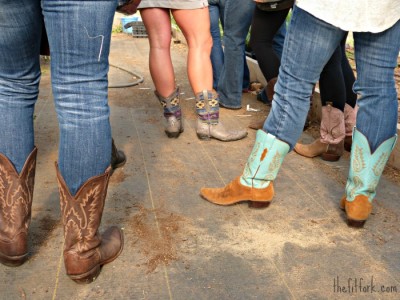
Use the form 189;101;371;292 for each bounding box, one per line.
346;127;397;202
240;130;289;189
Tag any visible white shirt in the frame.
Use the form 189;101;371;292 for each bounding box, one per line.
296;0;400;33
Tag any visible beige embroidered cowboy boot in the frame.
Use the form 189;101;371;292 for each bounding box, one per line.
155;87;184;138
56;164;124;283
344;103;358;152
195;90;248;141
294;103;345;161
0;148;37;267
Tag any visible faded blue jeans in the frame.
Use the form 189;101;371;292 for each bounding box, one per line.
0;0;117;195
216;0;255;108
209;0;250;92
264;6;400;152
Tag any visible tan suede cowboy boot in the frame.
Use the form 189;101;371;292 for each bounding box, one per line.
0;148;37;267
56;164;124;283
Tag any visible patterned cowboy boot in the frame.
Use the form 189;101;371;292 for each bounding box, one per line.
294;103;345;161
111;138;126;170
340;128;397;227
195;90;248;141
56;164;124;283
155;87;183;138
344;104;358;152
201;130;289;208
0;148;37;267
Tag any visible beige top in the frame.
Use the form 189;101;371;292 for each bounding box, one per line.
296;0;400;33
139;0;208;9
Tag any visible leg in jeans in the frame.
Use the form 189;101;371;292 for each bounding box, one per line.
200;6;345;207
43;0;115;195
353;25;400;151
209;3;224;90
264;6;345;149
43;0;123;283
0;0;42;171
341;21;400;227
272;22;287;60
217;0;255;109
0;0;41;267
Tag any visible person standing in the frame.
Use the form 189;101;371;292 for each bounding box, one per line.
0;0;123;283
200;1;400;227
138;0;247;141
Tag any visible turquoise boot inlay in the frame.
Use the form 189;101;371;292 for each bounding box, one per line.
240;130;289;189
346;127;397;202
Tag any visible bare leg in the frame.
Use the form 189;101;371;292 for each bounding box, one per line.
141;8;175;97
172;8;213;93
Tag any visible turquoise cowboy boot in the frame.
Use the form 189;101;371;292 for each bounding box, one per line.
340;127;397;227
200;130;289;208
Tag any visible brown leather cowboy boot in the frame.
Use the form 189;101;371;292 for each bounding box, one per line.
55;164;124;283
0;148;37;267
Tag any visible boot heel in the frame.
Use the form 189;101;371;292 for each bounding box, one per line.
196;133;211;141
166;131;182;138
321;153;341;162
69;265;101;284
0;253;28;267
248;201;271;209
347;218;366;228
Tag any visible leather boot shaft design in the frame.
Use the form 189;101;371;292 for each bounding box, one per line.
344;104;358;151
241;130;289;189
346;128;397;202
195;90;248;142
0;147;37;266
155;87;184;138
320;103;345;144
341;128;397;227
200;130;289;208
56;164;123;283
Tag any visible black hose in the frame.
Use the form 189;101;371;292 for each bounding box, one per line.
109;63;144;88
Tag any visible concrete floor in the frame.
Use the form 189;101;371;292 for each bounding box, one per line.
1;33;400;300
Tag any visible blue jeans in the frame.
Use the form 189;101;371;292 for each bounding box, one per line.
264;6;400;152
0;0;117;195
216;0;255;108
209;0;251;92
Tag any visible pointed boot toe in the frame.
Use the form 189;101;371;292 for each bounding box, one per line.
200;177;273;208
248;119;265;130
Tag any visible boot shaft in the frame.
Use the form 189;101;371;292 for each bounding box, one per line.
346;127;397;202
56;163;111;254
320;103;345;144
195;90;219;125
0;148;36;265
0;148;37;240
155;87;182;120
241;130;289;189
344;103;358;137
